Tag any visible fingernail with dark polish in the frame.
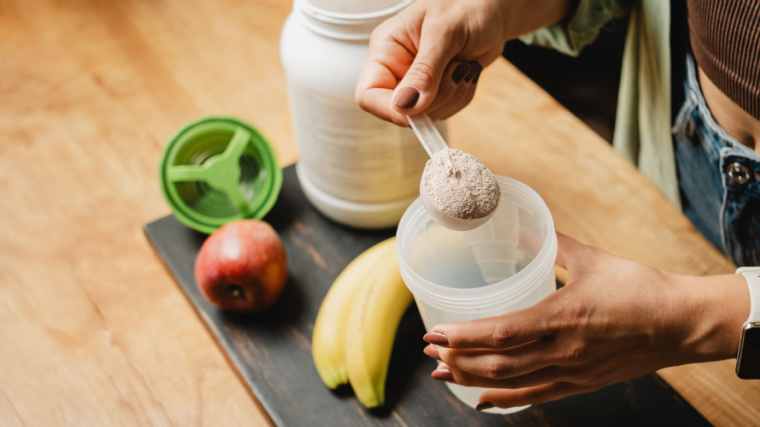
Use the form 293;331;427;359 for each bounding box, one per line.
432;368;454;382
476;402;494;411
464;63;481;83
451;63;471;84
392;86;419;109
423;331;449;346
423;344;441;360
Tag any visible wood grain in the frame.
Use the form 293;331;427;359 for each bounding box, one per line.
0;1;292;426
1;0;757;426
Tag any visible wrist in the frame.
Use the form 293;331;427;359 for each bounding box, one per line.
675;273;750;362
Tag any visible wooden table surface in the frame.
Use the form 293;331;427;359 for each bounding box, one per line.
1;1;757;426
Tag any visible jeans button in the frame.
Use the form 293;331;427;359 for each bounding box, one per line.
726;162;752;184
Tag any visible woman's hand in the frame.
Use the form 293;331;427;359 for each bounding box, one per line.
422;233;749;410
355;0;577;126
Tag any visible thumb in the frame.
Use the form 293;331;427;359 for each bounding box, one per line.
555;232;592;275
391;27;458;114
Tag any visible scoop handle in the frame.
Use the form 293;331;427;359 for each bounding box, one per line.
407;113;448;157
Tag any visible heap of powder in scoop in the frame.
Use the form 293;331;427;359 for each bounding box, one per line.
422;148;500;220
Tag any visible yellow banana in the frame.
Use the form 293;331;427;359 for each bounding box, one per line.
312;237;397;389
345;238;413;408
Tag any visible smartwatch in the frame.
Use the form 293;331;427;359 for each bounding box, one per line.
736;267;760;379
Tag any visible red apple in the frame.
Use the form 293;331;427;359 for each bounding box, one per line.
194;219;287;312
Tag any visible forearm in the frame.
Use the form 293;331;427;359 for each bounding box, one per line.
502;0;580;40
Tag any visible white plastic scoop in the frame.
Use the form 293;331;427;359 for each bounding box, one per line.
407;113;498;231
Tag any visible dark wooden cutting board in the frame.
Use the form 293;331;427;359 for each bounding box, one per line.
144;164;709;426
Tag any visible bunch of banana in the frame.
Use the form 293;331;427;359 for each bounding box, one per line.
312;237;413;408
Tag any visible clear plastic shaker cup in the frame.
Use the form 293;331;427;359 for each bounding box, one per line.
396;175;558;414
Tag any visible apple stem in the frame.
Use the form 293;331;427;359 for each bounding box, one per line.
227;284;246;300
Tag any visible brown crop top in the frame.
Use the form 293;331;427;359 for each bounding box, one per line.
687;0;760;120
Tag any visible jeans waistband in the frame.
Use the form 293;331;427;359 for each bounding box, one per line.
684;55;758;156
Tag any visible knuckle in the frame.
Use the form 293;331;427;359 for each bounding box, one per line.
563;342;587;362
490;324;513;348
406;61;437;88
533;306;555;332
369;16;399;43
557;298;589;328
368;23;386;41
484;358;512;379
428;22;462;45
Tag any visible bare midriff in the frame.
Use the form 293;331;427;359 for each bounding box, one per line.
698;66;760;155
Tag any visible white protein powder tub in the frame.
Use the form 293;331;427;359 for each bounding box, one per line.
281;0;443;229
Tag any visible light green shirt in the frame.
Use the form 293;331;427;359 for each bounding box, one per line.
521;0;680;208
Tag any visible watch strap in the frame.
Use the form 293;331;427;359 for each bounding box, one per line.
737;267;760;322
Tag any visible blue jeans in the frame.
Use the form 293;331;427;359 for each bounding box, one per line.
672;55;760;267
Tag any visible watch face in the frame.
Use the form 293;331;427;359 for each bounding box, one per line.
736;323;760;380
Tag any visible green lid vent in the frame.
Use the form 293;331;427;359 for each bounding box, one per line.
159;117;282;233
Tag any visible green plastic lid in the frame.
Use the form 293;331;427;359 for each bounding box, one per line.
159;116;283;234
